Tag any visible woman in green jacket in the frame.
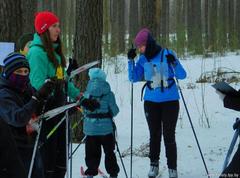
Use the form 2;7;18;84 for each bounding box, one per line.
27;11;99;178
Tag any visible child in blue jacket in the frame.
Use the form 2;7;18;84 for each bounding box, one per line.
127;28;187;178
82;68;120;178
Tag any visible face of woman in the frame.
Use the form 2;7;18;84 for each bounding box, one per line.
48;22;61;42
138;45;146;54
13;67;29;76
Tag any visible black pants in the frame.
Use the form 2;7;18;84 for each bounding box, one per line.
144;100;179;169
40;90;67;178
40;117;66;178
0;119;26;178
19;146;44;178
220;143;240;178
85;134;120;177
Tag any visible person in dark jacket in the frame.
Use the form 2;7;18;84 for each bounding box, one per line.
0;52;55;178
83;68;120;178
216;90;240;177
127;28;186;178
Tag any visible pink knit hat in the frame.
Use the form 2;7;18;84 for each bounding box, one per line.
134;28;150;48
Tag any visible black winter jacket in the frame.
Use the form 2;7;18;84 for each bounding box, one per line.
0;76;40;148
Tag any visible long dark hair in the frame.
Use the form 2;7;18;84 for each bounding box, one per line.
39;31;66;68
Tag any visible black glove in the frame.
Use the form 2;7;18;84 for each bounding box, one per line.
80;97;100;112
67;58;78;76
127;48;137;60
34;79;55;101
166;54;176;65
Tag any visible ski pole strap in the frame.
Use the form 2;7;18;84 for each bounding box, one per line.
86;112;112;118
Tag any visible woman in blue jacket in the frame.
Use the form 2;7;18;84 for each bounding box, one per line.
82;68;120;178
127;28;186;178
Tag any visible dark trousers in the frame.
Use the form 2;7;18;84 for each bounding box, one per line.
220;144;240;178
20;146;44;178
144;100;179;169
0;119;27;178
41;91;67;178
40;116;66;178
85;134;120;177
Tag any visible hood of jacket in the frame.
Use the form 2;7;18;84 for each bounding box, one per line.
85;79;111;97
144;34;162;60
0;76;14;90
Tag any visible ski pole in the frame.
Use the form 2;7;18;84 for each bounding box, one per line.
130;60;134;178
112;121;129;178
47;115;66;140
44;111;83;143
222;118;240;170
222;129;239;170
166;48;210;177
170;68;210;177
178;80;210;178
66;110;70;178
28;103;47;178
115;140;129;178
28;120;43;178
68;136;86;159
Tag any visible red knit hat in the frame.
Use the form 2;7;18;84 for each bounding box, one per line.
134;28;150;48
34;11;59;34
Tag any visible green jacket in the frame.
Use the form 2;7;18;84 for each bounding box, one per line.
27;33;79;100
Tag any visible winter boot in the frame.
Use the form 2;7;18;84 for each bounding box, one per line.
148;161;159;178
109;176;117;178
168;169;178;178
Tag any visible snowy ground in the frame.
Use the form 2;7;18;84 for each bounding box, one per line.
70;53;240;178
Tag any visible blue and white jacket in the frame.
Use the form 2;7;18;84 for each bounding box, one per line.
83;68;119;136
128;49;187;103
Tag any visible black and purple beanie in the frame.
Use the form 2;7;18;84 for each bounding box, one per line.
2;52;30;78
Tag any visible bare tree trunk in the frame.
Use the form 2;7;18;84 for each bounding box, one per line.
103;0;110;54
129;0;139;44
160;0;169;47
176;0;186;56
228;0;236;50
140;0;157;37
155;0;161;41
74;0;103;90
118;0;125;53
21;0;37;34
217;0;228;53
204;0;209;50
0;0;23;45
208;0;218;52
69;0;76;56
110;0;118;56
236;0;240;48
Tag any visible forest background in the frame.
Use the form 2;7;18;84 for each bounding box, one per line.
1;0;240;141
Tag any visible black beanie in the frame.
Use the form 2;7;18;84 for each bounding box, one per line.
2;52;30;78
17;33;33;51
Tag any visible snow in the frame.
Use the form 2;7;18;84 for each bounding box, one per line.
70;54;240;178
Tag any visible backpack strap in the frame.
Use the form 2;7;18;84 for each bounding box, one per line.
141;81;153;101
160;48;165;92
86;112;112;119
